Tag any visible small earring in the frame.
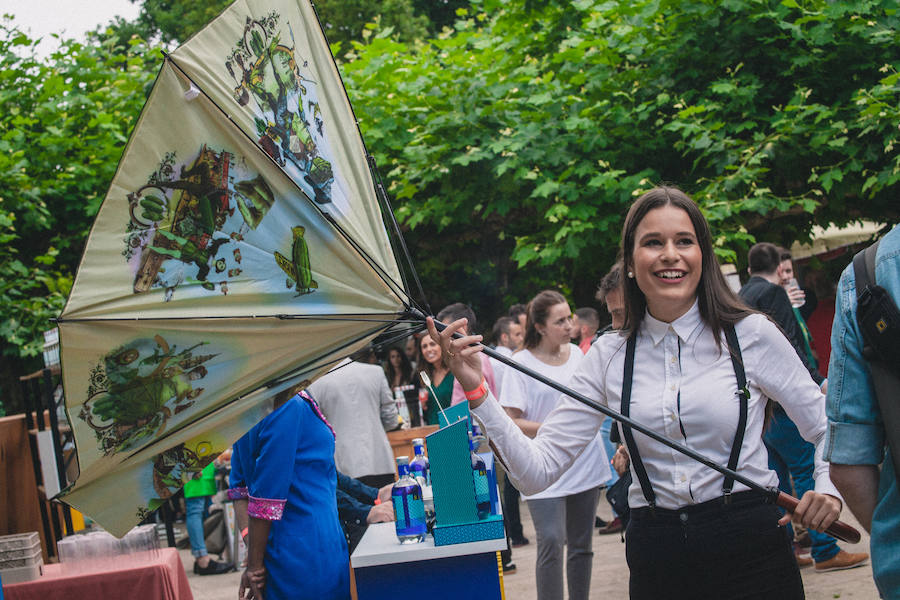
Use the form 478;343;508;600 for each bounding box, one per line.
627;271;634;278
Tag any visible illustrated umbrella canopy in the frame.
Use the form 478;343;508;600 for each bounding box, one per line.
58;0;416;535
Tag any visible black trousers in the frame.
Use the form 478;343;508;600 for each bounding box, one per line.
626;490;804;600
502;472;524;540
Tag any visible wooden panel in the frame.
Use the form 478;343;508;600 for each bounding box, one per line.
387;425;439;463
0;414;47;561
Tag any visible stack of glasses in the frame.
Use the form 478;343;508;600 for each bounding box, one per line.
56;524;159;574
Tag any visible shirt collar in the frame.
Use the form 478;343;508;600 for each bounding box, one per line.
642;299;702;346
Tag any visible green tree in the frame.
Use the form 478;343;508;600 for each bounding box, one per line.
0;20;157;410
130;0;233;46
131;0;434;50
315;0;429;52
341;0;900;322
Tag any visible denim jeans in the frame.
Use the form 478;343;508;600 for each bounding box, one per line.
764;405;839;563
599;416;618;487
185;496;209;558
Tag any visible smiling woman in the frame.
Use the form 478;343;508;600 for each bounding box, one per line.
416;334;454;425
428;185;847;600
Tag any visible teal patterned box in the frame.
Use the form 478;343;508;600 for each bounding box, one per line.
437;400;471;430
432;513;505;546
427;420;478;525
426;419;506;546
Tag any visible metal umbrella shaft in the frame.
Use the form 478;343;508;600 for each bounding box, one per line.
425;314;860;544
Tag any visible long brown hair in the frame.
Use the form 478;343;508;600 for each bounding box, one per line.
620;186;752;349
523;290;568;350
384;347;413;386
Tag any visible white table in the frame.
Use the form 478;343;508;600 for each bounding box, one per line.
351;523;506;599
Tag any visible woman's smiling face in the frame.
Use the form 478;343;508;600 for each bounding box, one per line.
631;204;702;323
419;335;442;366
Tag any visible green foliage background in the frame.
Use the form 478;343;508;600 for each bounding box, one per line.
0;22;157;410
1;0;898;408
340;0;900;318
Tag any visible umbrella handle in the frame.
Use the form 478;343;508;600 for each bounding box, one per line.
775;492;861;544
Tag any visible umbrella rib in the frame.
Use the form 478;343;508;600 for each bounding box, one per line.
366;155;432;315
56;312;419;324
371;322;427;352
161;53;415;311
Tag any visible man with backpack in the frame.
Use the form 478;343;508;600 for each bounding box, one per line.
827;223;900;598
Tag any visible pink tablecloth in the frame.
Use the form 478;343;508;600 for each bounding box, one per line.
2;547;193;600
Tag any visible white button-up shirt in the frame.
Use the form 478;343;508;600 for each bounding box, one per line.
472;301;840;509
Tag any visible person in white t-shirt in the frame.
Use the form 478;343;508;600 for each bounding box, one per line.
500;290;610;600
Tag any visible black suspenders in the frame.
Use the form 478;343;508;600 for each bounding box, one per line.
620;324;749;510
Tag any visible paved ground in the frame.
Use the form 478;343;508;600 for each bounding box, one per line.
180;490;879;599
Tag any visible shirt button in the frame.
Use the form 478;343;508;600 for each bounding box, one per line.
680;474;687;482
670;384;676;391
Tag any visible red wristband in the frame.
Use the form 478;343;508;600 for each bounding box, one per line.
241;527;249;540
374;498;381;505
464;377;488;401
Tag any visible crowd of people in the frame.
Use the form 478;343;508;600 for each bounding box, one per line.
215;185;897;600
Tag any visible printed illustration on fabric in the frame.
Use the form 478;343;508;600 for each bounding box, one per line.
78;335;218;456
274;226;317;294
125;146;282;299
151;442;218;500
226;11;334;204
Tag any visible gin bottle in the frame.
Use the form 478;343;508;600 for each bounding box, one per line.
409;438;430;487
469;434;491;519
392;456;427;543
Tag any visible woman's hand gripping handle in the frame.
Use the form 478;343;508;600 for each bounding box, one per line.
775;491;861;544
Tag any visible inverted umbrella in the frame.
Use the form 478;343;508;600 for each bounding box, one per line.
58;0;417;536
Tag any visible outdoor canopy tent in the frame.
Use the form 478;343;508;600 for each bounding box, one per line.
790;220;887;260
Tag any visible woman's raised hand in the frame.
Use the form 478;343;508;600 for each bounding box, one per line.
426;316;485;401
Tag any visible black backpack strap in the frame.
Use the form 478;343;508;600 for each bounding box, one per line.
722;324;749;501
620;332;657;509
852;240;900;491
852;242;875;298
853;241;879;360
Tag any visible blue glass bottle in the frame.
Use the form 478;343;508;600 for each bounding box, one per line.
471;423;486;448
392;456;427;543
409;438;430;488
470;435;491;519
